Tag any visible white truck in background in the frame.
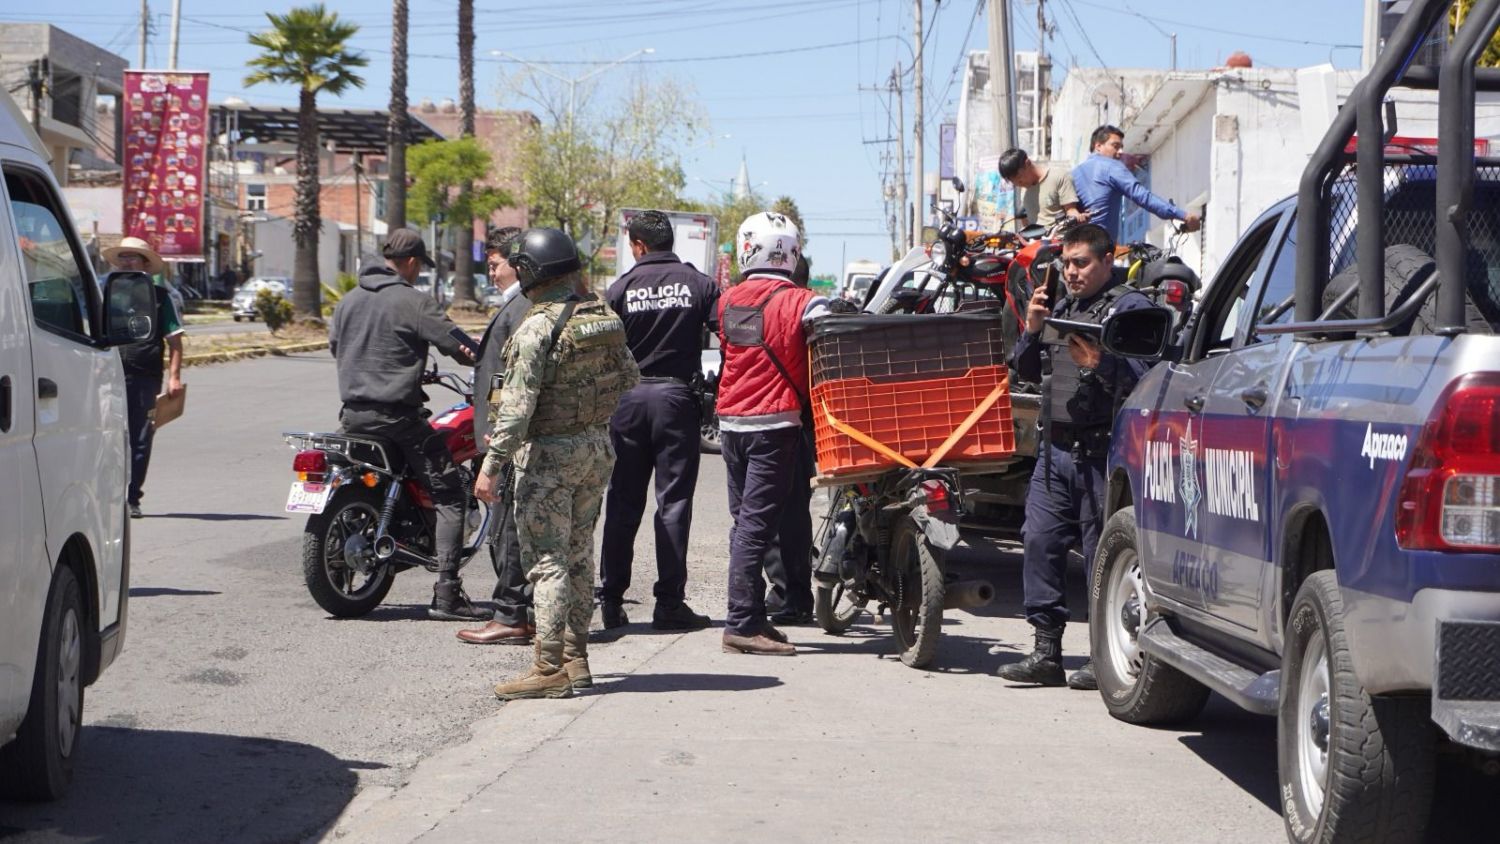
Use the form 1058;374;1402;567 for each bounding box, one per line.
615;209;720;280
840;259;883;302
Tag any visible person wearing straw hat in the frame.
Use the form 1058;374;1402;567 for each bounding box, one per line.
103;236;185;519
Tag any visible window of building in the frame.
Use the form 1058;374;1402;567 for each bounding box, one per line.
246;183;267;212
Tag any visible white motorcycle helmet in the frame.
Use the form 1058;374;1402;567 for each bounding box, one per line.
737;211;801;276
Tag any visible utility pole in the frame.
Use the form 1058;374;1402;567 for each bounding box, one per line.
168;0;182;70
912;0;925;246
353;152;364;271
1362;0;1382;73
1034;0;1046;154
892;67;909;255
138;0;149;67
987;0;1017;156
28;59;45;134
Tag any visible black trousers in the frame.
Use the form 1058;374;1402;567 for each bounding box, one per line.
722;426;802;636
1020;441;1106;631
339;404;465;574
124;374;161;506
599;380;701;608
763;427;816;615
488;473;531;625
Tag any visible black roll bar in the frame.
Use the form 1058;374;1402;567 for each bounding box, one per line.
1437;0;1500;334
1293;0;1465;326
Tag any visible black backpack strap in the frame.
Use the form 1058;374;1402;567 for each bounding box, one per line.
547;294;582;353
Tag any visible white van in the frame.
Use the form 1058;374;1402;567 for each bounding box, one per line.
0;90;157;798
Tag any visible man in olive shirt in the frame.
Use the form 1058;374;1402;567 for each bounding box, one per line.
998;148;1085;230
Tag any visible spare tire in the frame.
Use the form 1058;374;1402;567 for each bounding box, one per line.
1324;244;1492;335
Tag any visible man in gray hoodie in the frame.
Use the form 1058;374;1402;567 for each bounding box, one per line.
328;228;485;621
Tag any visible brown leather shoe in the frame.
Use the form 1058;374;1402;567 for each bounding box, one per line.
763;624;789;644
456;621;534;645
722;631;796;656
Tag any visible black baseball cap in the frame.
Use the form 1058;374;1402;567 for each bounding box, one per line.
382;228;435;267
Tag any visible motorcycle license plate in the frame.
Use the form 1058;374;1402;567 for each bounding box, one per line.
285;481;333;514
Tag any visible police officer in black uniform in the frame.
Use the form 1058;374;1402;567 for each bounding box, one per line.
1000;223;1153;689
329;228;486;622
598;210;720;631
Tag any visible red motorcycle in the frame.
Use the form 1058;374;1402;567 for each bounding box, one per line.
283;365;487;617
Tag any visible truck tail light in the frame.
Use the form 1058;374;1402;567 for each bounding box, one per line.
1395;373;1500;551
293;449;329;483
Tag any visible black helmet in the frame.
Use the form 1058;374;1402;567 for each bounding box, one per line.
509;227;582;290
1141;255;1200;293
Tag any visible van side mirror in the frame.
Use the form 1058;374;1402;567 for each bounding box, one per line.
1100;306;1175;360
102;271;159;346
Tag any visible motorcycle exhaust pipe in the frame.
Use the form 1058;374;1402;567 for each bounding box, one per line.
943;579;995;610
373;535;440;572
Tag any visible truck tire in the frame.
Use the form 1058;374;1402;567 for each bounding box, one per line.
1278;571;1435;844
888;516;944;668
1089;508;1210;724
0;566;85;800
303;486;396;618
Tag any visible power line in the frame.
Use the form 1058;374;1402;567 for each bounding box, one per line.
1068;0;1359;49
926;0;984;128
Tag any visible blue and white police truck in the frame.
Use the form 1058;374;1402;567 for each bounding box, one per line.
1085;2;1500;840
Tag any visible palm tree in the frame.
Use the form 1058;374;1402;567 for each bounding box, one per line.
451;0;480;308
387;0;409;231
245;5;368;321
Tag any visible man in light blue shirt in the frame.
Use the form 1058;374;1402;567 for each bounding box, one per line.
1071;124;1201;241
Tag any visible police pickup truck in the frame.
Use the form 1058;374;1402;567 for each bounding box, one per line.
1086;3;1500;841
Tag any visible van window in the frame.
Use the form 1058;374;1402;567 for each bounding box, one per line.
5;169;94;340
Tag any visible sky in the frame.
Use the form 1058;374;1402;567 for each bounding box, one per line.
18;0;1367;274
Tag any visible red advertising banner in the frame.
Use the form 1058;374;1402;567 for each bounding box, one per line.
122;70;210;260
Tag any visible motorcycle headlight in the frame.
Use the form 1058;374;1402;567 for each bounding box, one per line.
927;240;948;267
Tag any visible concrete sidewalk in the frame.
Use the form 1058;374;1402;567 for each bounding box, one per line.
323;606;1281;843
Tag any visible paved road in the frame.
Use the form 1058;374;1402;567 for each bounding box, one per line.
182;318;268;336
0;352;1485;843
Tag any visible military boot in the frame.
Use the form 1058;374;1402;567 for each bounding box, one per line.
494;647;573;701
563;628;592;690
996;626;1066;686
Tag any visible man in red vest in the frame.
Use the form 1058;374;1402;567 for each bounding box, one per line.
716;212;828;655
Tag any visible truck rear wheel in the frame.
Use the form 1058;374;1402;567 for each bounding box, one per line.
1089;507;1210;724
1278;571;1435;843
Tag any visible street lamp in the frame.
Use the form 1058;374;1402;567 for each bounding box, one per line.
490;47;655;133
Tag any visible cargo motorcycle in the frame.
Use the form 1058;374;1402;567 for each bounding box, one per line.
283;364;487;617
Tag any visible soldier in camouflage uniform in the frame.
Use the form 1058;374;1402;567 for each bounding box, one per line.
473;228;640;700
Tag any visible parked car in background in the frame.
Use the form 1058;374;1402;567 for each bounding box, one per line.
231;276;290;322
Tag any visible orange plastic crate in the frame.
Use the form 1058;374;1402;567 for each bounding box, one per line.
812;365;1016;477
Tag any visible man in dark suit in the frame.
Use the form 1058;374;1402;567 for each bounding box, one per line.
457;227;535;645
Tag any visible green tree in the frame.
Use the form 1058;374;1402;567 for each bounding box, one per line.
407;138;513;245
1453;0;1500;67
510;71;702;275
246;5;367;321
770;195;808;246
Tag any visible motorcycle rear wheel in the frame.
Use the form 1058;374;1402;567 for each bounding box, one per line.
303;486;396;618
888;515;945;668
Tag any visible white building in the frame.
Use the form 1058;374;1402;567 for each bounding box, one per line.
1048;61;1500;278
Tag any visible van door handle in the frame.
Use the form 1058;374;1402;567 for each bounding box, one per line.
1240;384;1269;410
1;375;11;432
1184;394;1205;413
38;377;58;399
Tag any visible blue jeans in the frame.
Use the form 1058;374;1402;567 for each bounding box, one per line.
125;374;162;506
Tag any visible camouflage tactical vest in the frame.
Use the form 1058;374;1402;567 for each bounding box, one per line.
520;298;633;436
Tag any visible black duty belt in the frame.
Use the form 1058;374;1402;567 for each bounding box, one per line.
1047;422;1110;446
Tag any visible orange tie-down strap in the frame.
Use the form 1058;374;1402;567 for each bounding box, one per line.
818;377;1010;471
